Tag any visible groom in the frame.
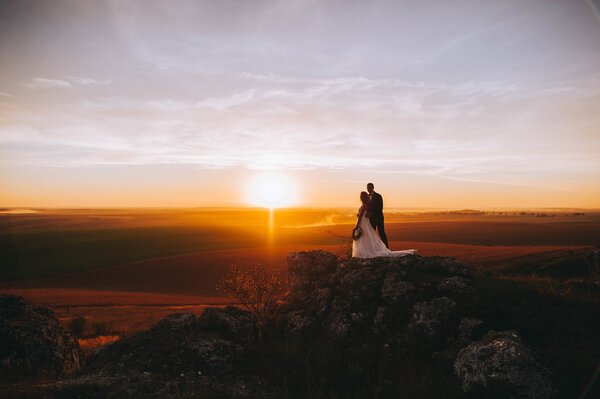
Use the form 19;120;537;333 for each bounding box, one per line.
367;182;389;248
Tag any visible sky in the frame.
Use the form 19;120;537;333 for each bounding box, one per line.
1;0;600;209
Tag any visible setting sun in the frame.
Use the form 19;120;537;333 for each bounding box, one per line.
246;173;299;209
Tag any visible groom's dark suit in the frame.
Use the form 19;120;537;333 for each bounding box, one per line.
368;191;389;248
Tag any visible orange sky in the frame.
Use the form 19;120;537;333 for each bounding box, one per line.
2;165;599;209
1;1;600;209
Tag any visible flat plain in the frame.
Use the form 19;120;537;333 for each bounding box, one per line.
1;207;598;335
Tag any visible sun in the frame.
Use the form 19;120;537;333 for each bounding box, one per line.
246;173;298;209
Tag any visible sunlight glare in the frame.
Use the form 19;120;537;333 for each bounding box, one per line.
246;173;299;209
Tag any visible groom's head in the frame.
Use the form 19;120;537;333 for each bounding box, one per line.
367;183;374;194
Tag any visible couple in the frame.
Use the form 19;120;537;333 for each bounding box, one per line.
352;183;416;258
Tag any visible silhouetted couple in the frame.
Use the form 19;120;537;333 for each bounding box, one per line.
352;183;416;258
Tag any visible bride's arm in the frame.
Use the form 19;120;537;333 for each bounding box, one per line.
354;206;366;229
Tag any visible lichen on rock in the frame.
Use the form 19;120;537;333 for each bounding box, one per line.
454;330;554;398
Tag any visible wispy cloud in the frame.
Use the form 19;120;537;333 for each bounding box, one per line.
64;76;111;86
2;72;599;193
26;76;111;89
26;78;72;89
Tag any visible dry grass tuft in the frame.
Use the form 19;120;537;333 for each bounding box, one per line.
78;335;120;354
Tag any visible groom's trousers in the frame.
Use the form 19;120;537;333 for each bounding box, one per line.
369;214;389;248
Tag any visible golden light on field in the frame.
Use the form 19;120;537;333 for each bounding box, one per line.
245;173;299;209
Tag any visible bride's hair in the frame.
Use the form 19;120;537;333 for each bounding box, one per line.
360;191;369;206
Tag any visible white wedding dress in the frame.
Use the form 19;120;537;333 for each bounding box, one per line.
352;211;417;258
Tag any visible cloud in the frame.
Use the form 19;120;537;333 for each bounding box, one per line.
2;72;599;194
26;78;72;89
64;76;112;86
26;76;111;89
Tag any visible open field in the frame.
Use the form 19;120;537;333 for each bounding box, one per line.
1;208;599;339
0;288;235;341
2;208;598;280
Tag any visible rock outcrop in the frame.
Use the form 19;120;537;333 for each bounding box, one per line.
278;251;553;397
454;330;554;398
281;252;473;348
47;309;277;398
0;295;81;382
1;251;557;398
287;250;338;300
197;306;256;342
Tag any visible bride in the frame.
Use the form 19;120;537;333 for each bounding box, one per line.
352;191;417;258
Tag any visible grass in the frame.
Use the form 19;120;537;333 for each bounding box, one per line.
495;274;600;303
78;335;120;354
469;275;600;398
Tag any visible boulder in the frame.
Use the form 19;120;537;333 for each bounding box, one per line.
284;310;314;336
21;310;279;398
281;252;478;351
198;306;256;342
0;295;81;382
156;312;197;331
287;250;338;299
310;287;333;317
416;256;470;277
189;336;244;375
372;305;392;334
405;297;458;349
339;263;384;303
325;310;352;339
83;311;246;378
381;272;416;304
437;276;476;296
454;330;554;398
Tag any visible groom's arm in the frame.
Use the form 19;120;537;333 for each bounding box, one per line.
374;193;383;213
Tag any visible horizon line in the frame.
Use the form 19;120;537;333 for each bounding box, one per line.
1;206;599;212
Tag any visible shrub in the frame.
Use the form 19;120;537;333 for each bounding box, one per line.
216;264;287;338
